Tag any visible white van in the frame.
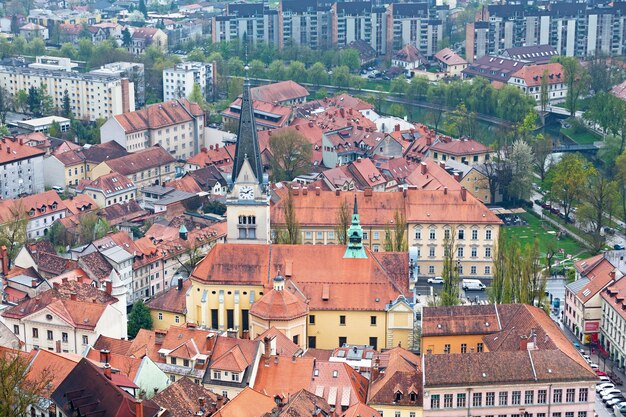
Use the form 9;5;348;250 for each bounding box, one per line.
462;279;486;291
52;186;64;192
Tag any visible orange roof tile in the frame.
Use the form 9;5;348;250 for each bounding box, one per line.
26;349;80;398
368;347;422;407
310;362;368;407
209;336;258;373
77;172;135;197
511;63;565;87
341;403;382;417
250;284;308;321
254;356;315;398
114;99;203;134
164;175;202;193
101;146;176;176
571;257;616;303
85;347;143;381
222;98;292;129
212;387;275;417
250;80;309;104
0;136;45;164
405;159;463;191
429;137;490;156
254;327;302;358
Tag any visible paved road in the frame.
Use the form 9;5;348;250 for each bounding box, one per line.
415;278;491;303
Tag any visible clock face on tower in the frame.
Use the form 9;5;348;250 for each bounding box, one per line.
238;185;254;200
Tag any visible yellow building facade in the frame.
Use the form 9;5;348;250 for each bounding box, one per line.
151;310;186;330
421;334;488;355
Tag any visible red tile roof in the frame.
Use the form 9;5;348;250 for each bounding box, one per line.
429;137;490;156
212;387;275;417
405;159;463;191
368;347;422;407
146;279;190;314
191;244;407;312
602;277;626;322
254;356;315;398
113;99;203;134
310;362;368;408
187;144;235;171
250;81;309;104
64;194;97;215
511;63;565;87
250;284;309;321
0;190;67;222
254;327;302;358
222;98;292;129
152;377;227;417
611;80;626;101
77;171;136;197
26;349;80;398
570;257;616;303
435;48;467;66
341;403;382;417
209;336;259;373
101;145;175;176
0;136;45;165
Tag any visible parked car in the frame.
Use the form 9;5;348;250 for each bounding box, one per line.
590;363;600;369
599;376;611;382
615;244;625;250
428;277;444;284
597;383;615;392
606;396;625;407
582;354;592;362
601;388;622;398
550;207;560;215
462;279;486;291
602;392;623;403
614;402;626;413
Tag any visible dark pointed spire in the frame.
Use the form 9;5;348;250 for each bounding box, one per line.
231;64;263;185
353;193;358;215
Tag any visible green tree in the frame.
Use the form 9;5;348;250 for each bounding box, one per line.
585;93;626;154
507;139;534;202
540;69;549;113
226;57;244;76
268;60;286;81
0;203;27;268
26;38;45;56
553;56;589;116
269;129;313;181
0;348;54;417
331;65;350;87
61;90;72;119
546;153;593;220
0;124;9;136
615;150;626;226
47;221;67;248
0;87;10;124
287;61;306;83
335;198;350;245
188;82;208;110
138;0;148;18
15;89;28;113
438;228;460;306
532;134;553;182
338;48;360;71
127;301;153;338
275;188;300;244
307;62;328;86
77;212;110;245
121;27;132;48
577;172;618;253
248;59;266;79
48;120;62;138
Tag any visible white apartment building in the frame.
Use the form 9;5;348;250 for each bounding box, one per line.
1;282;126;354
163;61;215;102
0;66;135;122
100;99;204;160
0;136;45;199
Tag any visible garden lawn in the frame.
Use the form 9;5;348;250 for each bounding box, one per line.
560;126;602;145
504;211;590;261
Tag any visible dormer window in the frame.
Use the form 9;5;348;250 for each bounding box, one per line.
29;209;35;216
395;391;402;402
51;203;57;210
410;392;418;402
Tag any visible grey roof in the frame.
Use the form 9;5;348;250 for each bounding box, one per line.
155;190;196;206
442;159;474;177
8;274;42;286
232;77;263;185
100;246;133;263
141;185;176;196
566;277;590;293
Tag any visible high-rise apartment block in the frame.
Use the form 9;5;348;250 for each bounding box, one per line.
163;62;216;102
466;2;626;62
212;0;445;57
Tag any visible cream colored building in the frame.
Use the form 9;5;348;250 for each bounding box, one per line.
271;187;501;279
0;66;135;122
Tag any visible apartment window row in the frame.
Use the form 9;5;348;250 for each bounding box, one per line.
431;388;589;409
415;228;493;241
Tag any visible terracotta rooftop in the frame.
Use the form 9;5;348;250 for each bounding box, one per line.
368;347;422;407
113;99;203;134
222;98;292;129
77;171;136;197
85;347;143;381
254;327;302;358
94;334;133;355
146;279;190;314
435;47;467;66
250;283;309;321
250;80;309;104
208;335;259;373
405;159;462;191
602;277;626;323
98;200;149;226
429;137;490;156
82;141;129;164
101;145;175;176
310;361;368;408
271;187;500;226
26;349;80;399
254;356;315;398
164;175;202;194
393;43;427;65
569;256;616;304
0;190;67;222
340;403;382;417
212;387;275;417
152;377;227;417
191;244;407;312
131;27;163;39
64;194;97;215
511;63;564;87
78;251;114;283
262;389;332;417
0;136;45;165
612;79;626;101
422;304;597;387
422;304;501;337
51;358;160;417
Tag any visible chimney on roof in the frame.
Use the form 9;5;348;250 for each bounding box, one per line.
335;189;340;196
364;188;373;197
610;269;616;280
460;187;467;201
295;125;300;130
198;397;206;407
31;279;37;288
426;135;432;146
104;363;112;379
70;292;77;301
62;277;68;283
519;335;528;351
263;336;272;359
177;277;183;291
302;188;308;196
105;280;112;295
444;187;448;195
135;400;144;417
292;354;297;363
420;161;427;175
454;172;461;182
6;146;9;154
0;246;7;275
292;186;299;196
315;186;320;196
394;124;400;132
100;349;111;364
308;121;314;128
